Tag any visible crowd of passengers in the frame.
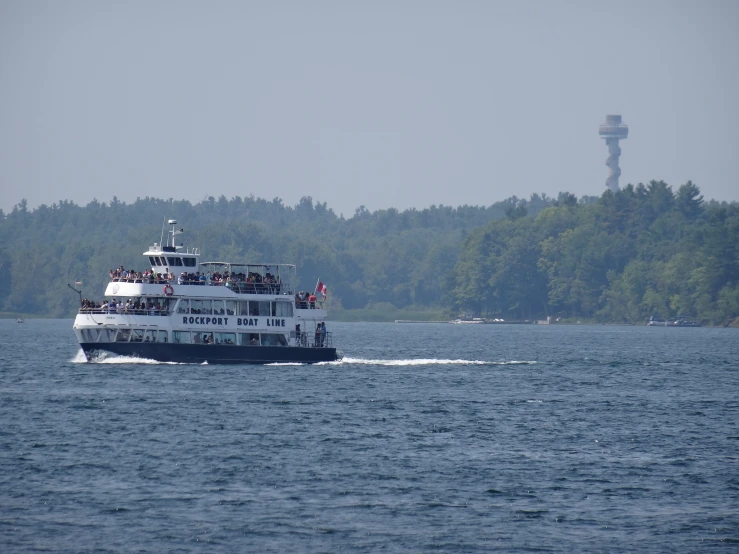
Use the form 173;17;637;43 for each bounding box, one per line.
295;291;320;309
79;297;170;315
109;266;281;293
110;266;174;284
177;270;281;292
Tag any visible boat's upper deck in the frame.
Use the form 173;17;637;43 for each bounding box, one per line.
103;220;299;297
107;262;296;297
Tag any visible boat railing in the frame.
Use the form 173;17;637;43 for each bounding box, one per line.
110;277;170;284
107;278;292;295
78;307;171;316
217;282;286;295
292;331;333;348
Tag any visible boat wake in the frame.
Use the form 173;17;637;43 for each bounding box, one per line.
318;357;537;366
70;350;535;367
71;349;89;364
71;349;182;365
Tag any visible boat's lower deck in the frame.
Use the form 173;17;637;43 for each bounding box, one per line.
80;342;341;364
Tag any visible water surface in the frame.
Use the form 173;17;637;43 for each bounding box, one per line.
1;320;738;551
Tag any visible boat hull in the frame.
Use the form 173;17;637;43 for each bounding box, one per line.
79;342;340;364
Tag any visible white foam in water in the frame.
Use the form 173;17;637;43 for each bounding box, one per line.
96;355;183;365
71;349;88;363
323;357;537;366
70;349;535;367
72;349;183;365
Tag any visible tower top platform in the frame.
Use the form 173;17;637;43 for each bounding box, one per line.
599;114;628;139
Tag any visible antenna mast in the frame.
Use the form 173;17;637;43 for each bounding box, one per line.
160;217;166;247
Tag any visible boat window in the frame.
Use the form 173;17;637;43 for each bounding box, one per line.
239;333;260;346
250;301;270;316
167;257;183;267
261;333;287;347
80;328;100;342
275;301;293;317
192;331;213;344
173;331;191;344
237;301;249;316
215;332;236;345
149;256;157;266
212;300;225;315
157;331;168;343
225;300;236;316
190;299;204;314
144;330;156;342
183;257;197;267
159;257;167;266
176;299;189;314
131;329;145;342
115;329;131;342
201;300;213;315
159;298;174;313
98;329;116;342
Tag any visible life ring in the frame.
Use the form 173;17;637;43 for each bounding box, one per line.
163;284;174;296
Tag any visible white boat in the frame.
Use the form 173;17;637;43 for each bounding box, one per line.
16;318;25;323
73;220;341;364
449;318;485;324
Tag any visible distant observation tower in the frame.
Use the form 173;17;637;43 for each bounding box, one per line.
599;114;629;192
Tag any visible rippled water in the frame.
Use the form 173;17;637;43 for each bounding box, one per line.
1;319;738;552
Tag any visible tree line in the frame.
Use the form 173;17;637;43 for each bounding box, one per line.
450;182;739;325
0;182;737;325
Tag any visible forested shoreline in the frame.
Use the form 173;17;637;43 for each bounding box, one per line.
1;181;737;325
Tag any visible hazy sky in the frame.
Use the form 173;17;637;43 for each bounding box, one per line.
1;0;737;217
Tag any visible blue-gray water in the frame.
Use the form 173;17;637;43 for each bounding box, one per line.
1;320;738;552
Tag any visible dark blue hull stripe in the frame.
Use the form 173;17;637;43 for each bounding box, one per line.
80;343;339;364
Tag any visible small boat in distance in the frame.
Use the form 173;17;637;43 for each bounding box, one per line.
647;315;701;327
449;313;486;324
73;220;342;364
16;318;25;323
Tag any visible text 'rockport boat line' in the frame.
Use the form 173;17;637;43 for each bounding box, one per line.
73;220;342;363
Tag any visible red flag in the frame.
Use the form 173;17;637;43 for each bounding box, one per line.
316;280;327;300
